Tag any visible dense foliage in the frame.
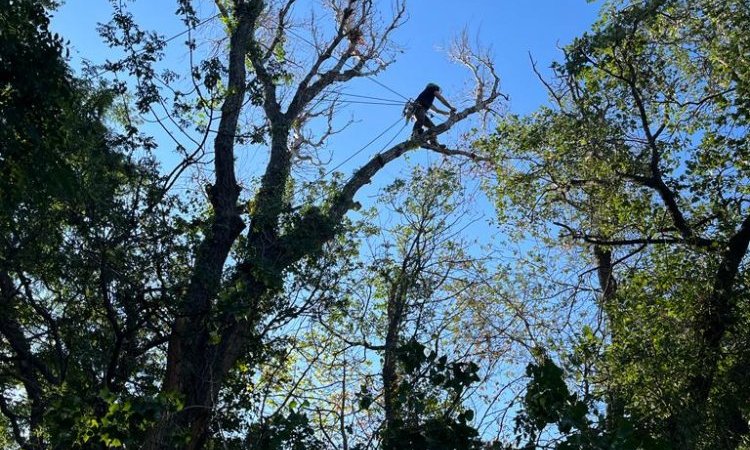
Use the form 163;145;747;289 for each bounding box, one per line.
482;0;750;448
2;0;749;449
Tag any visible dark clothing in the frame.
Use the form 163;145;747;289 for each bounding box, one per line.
412;104;437;143
411;84;442;145
415;84;440;109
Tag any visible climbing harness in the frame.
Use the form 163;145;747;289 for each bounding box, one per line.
402;99;416;124
403;99;437;123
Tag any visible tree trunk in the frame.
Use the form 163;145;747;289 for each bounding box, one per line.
593;246;624;435
676;215;750;448
141;3;260;448
0;271;50;450
381;271;409;450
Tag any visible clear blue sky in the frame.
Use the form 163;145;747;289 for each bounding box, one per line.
52;1;599;114
51;0;600;201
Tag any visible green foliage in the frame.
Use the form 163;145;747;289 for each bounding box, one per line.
246;410;324;450
48;388;184;448
519;353;587;434
0;0;504;448
480;0;750;447
15;0;750;447
512;352;666;450
0;2;192;448
380;339;483;450
1;0;76;213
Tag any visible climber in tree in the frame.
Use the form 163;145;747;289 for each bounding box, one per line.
411;83;456;146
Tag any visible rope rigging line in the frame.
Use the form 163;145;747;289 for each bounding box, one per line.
272;25;422;206
358;73;409;102
163;13;222;46
83;10;409;105
283;28;410;102
294;116;409;206
252;24;414;203
314;98;404;106
278;25;417;195
238;93;403;112
323;116;406;178
86;11;409;115
335;92;405;103
82;8;415;204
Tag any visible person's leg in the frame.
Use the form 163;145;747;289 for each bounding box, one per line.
412;106;426;136
423;115;440;145
423;114;436;130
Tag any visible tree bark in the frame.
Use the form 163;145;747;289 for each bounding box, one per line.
593;246;624;435
382;277;407;450
141;2;260;448
677;214;750;447
0;271;49;450
141;2;498;445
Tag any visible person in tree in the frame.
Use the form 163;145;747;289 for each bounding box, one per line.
411;83;456;146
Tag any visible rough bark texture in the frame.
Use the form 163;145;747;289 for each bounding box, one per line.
590;214;750;449
593;246;623;434
0;271;52;450
382;274;408;450
676;214;750;447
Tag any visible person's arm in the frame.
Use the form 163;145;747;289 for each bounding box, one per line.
435;91;456;114
430;105;450;115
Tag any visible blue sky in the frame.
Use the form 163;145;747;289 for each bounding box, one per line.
51;0;601;240
53;1;599;111
51;1;600;155
50;0;603;266
49;2;603;438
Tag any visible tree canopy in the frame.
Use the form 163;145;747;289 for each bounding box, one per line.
482;0;750;448
1;0;749;449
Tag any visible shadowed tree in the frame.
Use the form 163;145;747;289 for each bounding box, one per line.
481;0;750;447
92;0;505;448
1;0;504;447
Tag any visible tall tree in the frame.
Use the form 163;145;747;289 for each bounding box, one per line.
131;0;506;449
305;164;497;450
0;0;500;449
1;2;188;450
482;0;750;447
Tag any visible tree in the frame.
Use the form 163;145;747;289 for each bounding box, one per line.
481;0;750;447
0;0;503;448
308;164;497;450
510;350;666;450
128;1;502;447
1;2;189;449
